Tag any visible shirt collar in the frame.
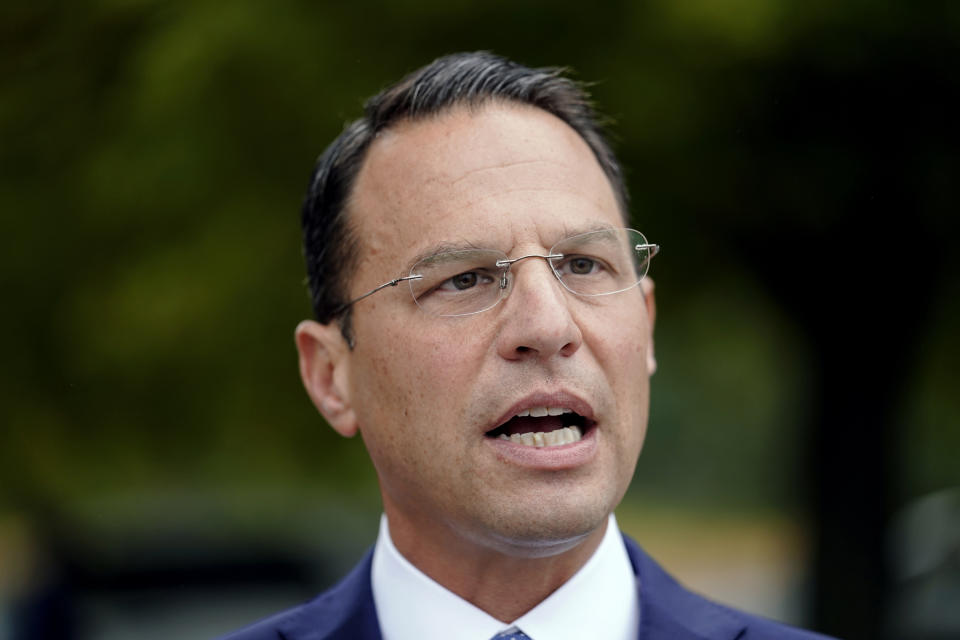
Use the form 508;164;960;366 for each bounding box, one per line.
371;513;639;640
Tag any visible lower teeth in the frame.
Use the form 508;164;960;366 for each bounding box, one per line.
498;425;582;447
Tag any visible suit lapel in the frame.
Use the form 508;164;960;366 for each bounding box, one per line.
278;549;383;640
623;536;747;640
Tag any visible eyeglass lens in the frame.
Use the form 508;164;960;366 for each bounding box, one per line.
408;228;655;317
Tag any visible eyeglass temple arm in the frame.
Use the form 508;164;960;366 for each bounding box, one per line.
333;274;424;315
638;243;660;263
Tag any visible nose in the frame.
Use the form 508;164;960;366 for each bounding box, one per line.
495;258;583;361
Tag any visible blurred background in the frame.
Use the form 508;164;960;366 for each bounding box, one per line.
2;1;958;638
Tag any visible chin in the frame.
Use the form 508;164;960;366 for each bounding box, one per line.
464;493;616;558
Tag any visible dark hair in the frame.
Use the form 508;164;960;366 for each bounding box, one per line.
302;51;628;345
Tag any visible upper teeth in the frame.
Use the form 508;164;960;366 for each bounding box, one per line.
516;407;572;418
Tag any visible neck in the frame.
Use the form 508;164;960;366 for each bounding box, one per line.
384;507;609;622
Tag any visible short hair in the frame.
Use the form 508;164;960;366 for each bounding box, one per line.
302;51;628;345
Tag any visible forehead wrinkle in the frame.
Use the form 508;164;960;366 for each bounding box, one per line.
412;172;604;218
451;185;613;220
448;158;571;187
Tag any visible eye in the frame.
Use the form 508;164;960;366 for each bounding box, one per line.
568;257;597;275
437;270;494;292
558;255;604;276
450;272;478;290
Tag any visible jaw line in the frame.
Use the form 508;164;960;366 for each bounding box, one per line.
456;518;600;559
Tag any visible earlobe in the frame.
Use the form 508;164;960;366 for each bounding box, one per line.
642;278;657;375
294;320;358;437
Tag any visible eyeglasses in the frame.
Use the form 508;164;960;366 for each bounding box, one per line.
334;227;659;318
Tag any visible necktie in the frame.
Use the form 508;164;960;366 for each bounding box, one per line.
491;628;532;640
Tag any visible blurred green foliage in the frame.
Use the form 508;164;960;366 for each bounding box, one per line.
1;0;957;526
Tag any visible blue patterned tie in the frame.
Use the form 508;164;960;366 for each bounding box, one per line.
491;628;532;640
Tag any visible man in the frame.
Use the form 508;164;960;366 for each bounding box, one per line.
222;52;832;640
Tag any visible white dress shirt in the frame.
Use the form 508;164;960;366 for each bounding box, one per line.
371;513;640;640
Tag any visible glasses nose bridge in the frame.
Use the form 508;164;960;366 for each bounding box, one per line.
495;252;564;290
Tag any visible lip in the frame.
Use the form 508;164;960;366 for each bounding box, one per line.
486;424;597;470
487;390;596;433
484;389;598;470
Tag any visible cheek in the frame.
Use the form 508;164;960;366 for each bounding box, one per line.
353;322;485;428
352;324;487;494
590;303;650;371
585;302;651;425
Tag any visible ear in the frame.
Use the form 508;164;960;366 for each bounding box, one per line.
294;319;358;437
641;278;657;375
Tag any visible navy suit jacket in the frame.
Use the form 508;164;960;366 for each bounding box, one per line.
219;535;834;639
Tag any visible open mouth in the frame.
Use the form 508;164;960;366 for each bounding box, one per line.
485;407;594;447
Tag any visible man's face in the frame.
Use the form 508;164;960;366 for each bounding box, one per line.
335;104;654;555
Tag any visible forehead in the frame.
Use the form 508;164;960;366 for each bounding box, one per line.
347;103;623;275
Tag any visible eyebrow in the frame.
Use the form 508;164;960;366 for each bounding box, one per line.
557;221;619;240
403;240;489;272
402;222;621;271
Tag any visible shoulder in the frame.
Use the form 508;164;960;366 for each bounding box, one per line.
621;535;836;640
736;615;835;639
217;607;300;640
216;549;381;640
702;599;836;640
